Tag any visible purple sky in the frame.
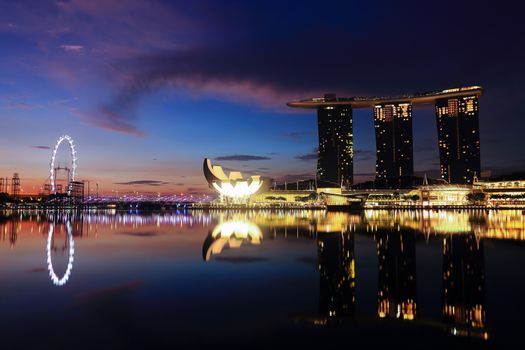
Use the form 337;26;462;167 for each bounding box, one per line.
0;0;524;194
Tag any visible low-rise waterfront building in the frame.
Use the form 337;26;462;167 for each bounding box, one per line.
201;158;525;209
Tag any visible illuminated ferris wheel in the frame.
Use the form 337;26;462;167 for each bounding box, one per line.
49;135;77;195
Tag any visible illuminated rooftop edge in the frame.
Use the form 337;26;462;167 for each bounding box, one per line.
287;86;483;109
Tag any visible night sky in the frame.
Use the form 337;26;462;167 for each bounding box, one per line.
0;0;523;195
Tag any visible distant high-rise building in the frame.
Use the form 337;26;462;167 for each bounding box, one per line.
11;173;20;199
374;103;414;180
435;96;481;184
288;86;483;187
317;94;353;187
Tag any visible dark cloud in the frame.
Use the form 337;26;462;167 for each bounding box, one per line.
354;149;375;162
414;169;441;179
283;131;314;140
7;102;42;110
31;145;50;150
295;148;374;162
2;0;523;171
215;155;271;161
295;153;317;161
97;0;523;133
114;180;170;186
75;108;146;137
218;166;239;173
278;173;315;183
295;148;318;161
186;187;209;195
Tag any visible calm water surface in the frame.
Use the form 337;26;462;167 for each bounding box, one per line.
1;209;524;348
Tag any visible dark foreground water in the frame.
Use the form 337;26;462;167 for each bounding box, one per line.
1;209;524;349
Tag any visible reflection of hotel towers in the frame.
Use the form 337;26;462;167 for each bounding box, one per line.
317;231;356;317
375;229;417;320
442;233;487;338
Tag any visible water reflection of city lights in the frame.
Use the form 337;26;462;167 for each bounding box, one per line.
202;220;262;261
46;221;74;287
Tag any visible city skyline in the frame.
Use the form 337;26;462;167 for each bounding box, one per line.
1;0;524;195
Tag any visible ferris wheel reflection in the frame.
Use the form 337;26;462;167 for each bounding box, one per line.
46;221;75;287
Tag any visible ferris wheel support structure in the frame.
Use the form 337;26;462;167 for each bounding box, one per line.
49;135;77;195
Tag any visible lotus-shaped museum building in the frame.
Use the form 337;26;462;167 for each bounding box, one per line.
203;158;268;200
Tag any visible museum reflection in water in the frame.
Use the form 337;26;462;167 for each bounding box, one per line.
204;210;493;340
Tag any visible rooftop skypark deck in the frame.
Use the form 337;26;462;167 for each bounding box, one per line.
287;86;483;109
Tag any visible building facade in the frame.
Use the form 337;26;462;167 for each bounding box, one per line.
436;95;481;184
374;103;414;180
288;86;483;186
317;96;353;187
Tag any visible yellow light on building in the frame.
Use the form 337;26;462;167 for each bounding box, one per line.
203;158;266;199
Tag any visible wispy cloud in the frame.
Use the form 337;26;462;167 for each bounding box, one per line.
186;186;209;195
215;155;271;161
278;173;315;182
1;96;43;110
31;145;50;150
283;131;313;140
294;148;375;162
354;149;376;162
414;169;441;178
59;44;84;53
74;108;146;137
295;148;317;161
